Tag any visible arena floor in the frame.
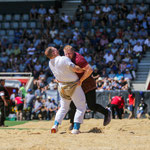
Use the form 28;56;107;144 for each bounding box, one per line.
0;119;150;150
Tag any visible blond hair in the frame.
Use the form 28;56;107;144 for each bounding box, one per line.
63;45;74;51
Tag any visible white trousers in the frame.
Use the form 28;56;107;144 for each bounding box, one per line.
55;85;86;124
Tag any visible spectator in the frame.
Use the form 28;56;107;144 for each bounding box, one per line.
75;5;84;21
48;78;57;90
48;6;56;15
32;96;43;119
119;77;128;90
30;5;37;20
6;44;13;56
102;4;111;13
136;98;148;119
53;35;63;47
100;35;109;47
126;10;136;20
14;45;21;56
10;89;17;107
18;84;27;98
124;69;133;80
38;4;47;28
129;36;137;46
44;97;58;120
116;70;124;81
92;68;100;80
144;36;150;49
113;35;123;45
118;94;125;118
119;61;127;73
133;42;143;53
109;95;123;119
108;70;115;79
104;51;114;64
60;13;71;27
34;61;42;72
96;77;104;90
128;88;135;119
27;44;36;56
24;89;36;120
139;3;148;13
15;94;24;121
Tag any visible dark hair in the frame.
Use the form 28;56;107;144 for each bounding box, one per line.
0;79;5;82
128;87;132;93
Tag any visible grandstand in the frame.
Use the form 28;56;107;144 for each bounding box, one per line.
0;0;150;120
0;0;150;90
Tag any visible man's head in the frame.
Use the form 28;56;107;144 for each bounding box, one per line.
45;47;59;59
0;79;5;86
119;93;123;99
27;88;32;93
128;87;132;94
36;96;41;101
48;96;52;102
141;98;145;104
13;89;16;93
63;45;75;60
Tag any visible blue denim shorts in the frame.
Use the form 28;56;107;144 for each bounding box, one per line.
129;105;134;112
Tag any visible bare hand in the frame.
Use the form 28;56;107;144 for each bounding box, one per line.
77;80;82;86
4;102;8;107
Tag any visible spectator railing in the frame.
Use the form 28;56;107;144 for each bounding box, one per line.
0;72;32;77
0;72;34;91
145;70;150;90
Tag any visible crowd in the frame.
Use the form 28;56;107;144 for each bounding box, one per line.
0;2;150;92
9;87;59;121
0;1;150;122
8;84;149;121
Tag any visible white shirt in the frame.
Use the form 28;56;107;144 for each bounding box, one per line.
79;47;87;55
34;64;42;72
95;10;101;15
34;101;42;110
144;39;150;47
27;47;36;55
113;38;122;44
137;39;144;45
127;13;136;20
38;8;46;15
124;73;132;80
129;39;137;46
49;56;78;82
104;53;114;64
61;15;70;23
50;30;58;38
102;6;111;13
49;9;55;14
133;45;143;52
49;82;57;90
85;56;92;63
45;16;51;21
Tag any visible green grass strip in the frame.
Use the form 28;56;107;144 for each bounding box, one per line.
4;121;29;127
0;128;50;130
0;120;50;130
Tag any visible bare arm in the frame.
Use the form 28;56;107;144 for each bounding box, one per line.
69;64;84;73
1;95;8;106
133;98;135;107
79;64;93;85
